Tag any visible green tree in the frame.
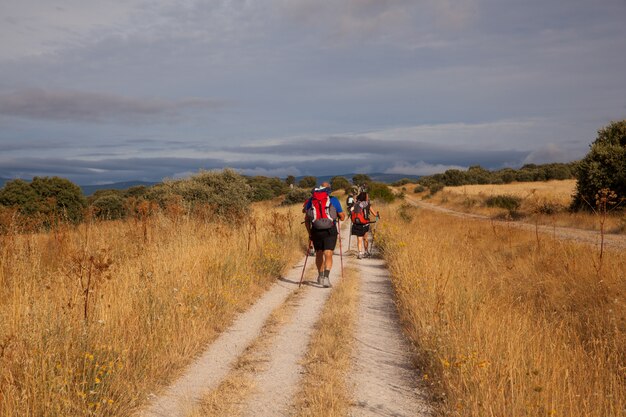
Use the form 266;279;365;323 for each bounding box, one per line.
0;177;86;223
368;182;395;203
330;176;350;192
352;174;371;187
92;194;126;220
0;179;39;216
285;175;296;186
573;120;626;210
298;176;317;189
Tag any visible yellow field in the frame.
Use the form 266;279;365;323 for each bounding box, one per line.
442;179;576;205
0;202;304;417
379;203;626;416
415;180;624;233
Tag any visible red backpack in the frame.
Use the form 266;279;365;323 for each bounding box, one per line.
350;201;370;225
306;189;337;230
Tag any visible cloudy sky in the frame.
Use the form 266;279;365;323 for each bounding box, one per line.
1;0;625;184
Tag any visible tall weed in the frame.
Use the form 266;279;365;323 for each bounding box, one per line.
378;207;626;416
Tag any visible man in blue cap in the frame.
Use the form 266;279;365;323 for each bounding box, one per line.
304;182;345;287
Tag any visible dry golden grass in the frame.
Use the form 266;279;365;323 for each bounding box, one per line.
414;180;625;233
189;288;305;417
293;268;359;417
379;203;626;416
0;203;305;417
442;180;577;204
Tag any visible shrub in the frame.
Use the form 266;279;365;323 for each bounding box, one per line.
298;176;317;189
428;183;444;195
0;176;86;223
92;194;126;220
148;169;251;221
368;182;395;203
392;178;414;186
352;174;371;187
414;185;426;193
281;188;311;206
330;176;350;192
572;120;626;210
485;194;522;211
247;176;289;202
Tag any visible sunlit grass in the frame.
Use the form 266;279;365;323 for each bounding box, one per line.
379;203;626;416
412;180;625;233
0;202;305;417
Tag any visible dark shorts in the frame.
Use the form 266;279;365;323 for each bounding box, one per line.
351;223;370;237
310;227;338;251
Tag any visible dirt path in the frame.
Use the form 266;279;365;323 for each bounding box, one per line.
406;197;626;250
139;256;309;417
348;251;431;417
238;241;346;416
140;221;432;417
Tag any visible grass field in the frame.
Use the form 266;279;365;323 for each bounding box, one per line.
413;180;625;233
379;202;626;416
0;202;304;417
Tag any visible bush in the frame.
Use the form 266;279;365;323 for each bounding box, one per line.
92;194;126;220
414;185;426;193
148;169;251;221
368;182;395;203
298;176;317;189
485;194;522;211
247;176;289;202
0;176;86;223
330;176;351;192
572;120;626;210
392;178;414;186
428;183;444;195
281;188;310;206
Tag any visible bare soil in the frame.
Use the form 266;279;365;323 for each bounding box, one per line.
140;223;433;417
407;197;626;250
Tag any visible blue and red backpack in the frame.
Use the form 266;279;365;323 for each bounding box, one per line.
350;201;370;225
306;188;337;230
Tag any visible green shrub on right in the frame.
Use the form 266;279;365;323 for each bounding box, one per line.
572;120;626;210
485;194;522;211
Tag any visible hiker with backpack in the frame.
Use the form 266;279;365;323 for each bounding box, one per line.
351;191;378;259
304;182;346;287
346;192;355;213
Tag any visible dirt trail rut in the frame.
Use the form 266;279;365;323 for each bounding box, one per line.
407;197;626;249
349;251;431;416
141;222;432;417
140;256;308;416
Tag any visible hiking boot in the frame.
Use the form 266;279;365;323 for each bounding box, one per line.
323;276;331;288
357;252;362;259
317;274;324;286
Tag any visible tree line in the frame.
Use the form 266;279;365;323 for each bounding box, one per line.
0;170;396;230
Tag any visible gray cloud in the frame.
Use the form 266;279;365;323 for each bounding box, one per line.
224;136;527;167
0;88;227;123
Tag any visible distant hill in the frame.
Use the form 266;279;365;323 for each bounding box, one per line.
80;181;158;196
296;173;420;184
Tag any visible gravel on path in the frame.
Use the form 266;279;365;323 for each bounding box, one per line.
348;251;431;417
139;254;310;417
239;223;350;417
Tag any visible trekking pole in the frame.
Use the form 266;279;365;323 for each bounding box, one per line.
370;213;380;253
347;218;352;253
299;239;313;288
337;219;344;279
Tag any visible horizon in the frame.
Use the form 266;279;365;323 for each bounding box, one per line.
1;1;625;184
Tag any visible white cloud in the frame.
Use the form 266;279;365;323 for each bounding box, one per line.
522;143;582;165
